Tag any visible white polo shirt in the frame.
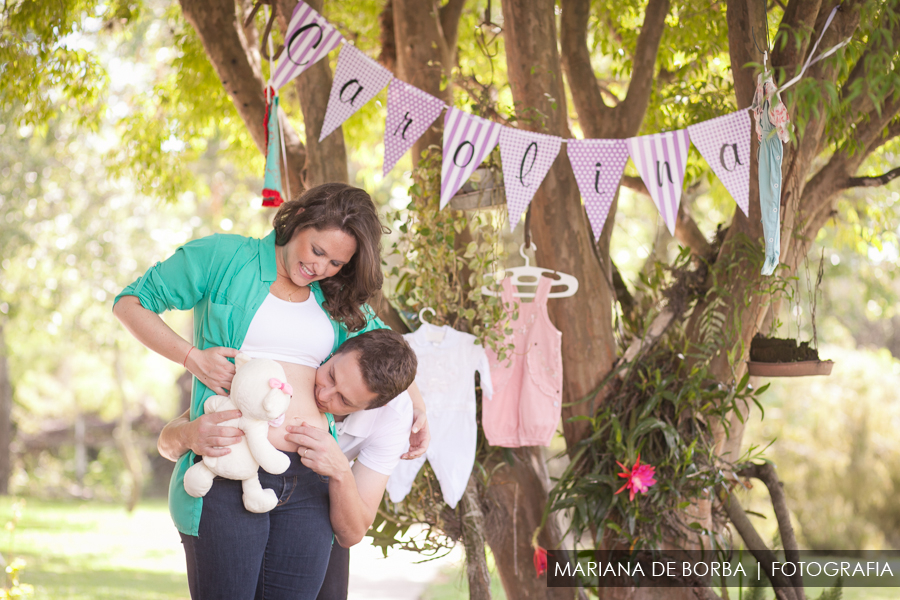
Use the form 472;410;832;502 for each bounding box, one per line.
336;390;412;475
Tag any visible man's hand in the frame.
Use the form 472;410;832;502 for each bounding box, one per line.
286;423;352;481
401;407;430;460
186;346;240;395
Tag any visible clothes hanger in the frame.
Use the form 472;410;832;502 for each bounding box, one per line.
480;243;579;299
417;306;447;344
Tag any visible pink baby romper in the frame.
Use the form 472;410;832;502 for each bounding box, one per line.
484;276;563;447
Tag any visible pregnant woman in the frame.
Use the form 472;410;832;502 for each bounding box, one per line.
113;183;424;599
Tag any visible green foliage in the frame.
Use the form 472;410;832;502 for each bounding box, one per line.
1;500;34;599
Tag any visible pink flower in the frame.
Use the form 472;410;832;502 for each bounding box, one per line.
614;454;657;501
533;545;548;578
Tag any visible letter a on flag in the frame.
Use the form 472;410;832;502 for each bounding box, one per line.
567;139;630;240
440;108;501;209
498;128;562;230
687;110;751;216
320;44;393;141
383;79;445;175
271;1;343;91
626;130;691;236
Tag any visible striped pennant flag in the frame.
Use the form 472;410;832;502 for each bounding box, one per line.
626;130;691;236
440;108;501;209
271;1;343;91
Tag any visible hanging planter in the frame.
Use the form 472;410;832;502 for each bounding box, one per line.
746;334;833;377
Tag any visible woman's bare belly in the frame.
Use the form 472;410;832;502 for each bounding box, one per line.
267;361;328;452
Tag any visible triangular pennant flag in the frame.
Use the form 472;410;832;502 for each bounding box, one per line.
319;44;393;141
626;130;691;236
498;128;562;230
567;139;630;240
383;79;445;175
262;92;284;207
440;108;501;209
271;1;343;91
687;110;752;216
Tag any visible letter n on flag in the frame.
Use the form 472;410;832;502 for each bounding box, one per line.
319;44;393;141
567;139;629;240
440;108;501;209
687;110;752;216
498;128;562;230
383;79;445;175
626;130;691;236
271;1;343;91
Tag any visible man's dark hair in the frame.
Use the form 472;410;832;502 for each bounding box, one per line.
334;329;417;409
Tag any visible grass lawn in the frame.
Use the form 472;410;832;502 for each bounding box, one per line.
0;496;189;600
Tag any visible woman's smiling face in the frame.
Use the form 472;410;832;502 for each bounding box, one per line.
280;227;358;286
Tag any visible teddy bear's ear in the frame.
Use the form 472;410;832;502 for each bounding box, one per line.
234;352;252;370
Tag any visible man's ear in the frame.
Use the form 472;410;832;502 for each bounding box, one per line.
234;352;252;370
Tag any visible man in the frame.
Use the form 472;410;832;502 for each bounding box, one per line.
158;329;430;599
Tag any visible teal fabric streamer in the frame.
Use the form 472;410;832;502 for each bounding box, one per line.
262;92;283;207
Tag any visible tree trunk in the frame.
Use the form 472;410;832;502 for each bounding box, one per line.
461;475;492;600
0;322;12;495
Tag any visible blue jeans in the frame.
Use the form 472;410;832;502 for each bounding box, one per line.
180;452;333;600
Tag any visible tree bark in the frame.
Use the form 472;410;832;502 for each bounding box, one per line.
461;475;492;600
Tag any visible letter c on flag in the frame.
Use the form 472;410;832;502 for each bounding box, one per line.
287;23;323;66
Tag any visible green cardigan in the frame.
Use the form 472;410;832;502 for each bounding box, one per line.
114;230;386;535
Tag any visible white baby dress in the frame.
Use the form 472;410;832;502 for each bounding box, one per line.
385;323;493;508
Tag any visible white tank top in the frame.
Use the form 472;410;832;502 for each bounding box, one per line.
240;292;335;368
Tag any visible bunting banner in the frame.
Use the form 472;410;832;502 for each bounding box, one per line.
687;110;751;216
383;79;445;175
440;108;501;209
626;130;691;236
567;139;630;240
498;128;563;230
271;1;343;91
319;43;393;141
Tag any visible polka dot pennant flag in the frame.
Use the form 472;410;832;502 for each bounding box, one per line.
440;108;501;209
383;79;446;176
319;44;394;142
567;139;630;241
271;1;343;91
687;110;752;217
626;129;691;236
498;128;563;231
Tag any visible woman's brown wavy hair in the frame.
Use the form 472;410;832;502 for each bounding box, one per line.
273;183;388;332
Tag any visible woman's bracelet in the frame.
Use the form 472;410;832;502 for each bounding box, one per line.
183;346;195;368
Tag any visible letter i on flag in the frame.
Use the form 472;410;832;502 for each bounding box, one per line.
262;89;284;207
320;44;394;141
383;79;445;175
440;108;501;209
626;130;691;236
687;110;752;216
567;139;630;240
271;1;343;91
498;128;562;230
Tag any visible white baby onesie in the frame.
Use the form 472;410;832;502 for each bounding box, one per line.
386;323;493;508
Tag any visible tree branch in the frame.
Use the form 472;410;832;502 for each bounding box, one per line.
738;463;805;599
439;0;466;51
621;176;713;257
770;0;823;76
845;165;900;189
180;0;306;192
717;485;799;600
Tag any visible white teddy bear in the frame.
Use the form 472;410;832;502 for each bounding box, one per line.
183;352;293;513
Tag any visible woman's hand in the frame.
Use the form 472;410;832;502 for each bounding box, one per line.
401;407;430;460
186;346;241;395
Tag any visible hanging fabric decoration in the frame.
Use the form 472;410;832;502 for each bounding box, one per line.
567;139;630;240
687;110;752;217
626;130;691;236
753;74;791;276
382;79;445;175
440;108;501;209
271;1;343;91
262;88;284;207
498;128;563;230
319;43;394;141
